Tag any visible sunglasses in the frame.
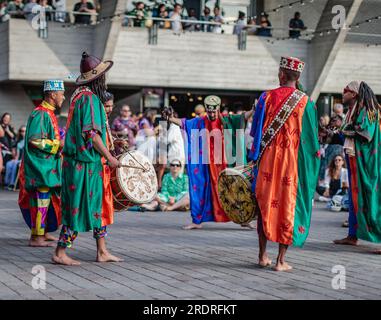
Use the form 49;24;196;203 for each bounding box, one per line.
170;163;181;167
334;159;343;162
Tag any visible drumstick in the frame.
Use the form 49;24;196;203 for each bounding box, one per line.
120;164;147;171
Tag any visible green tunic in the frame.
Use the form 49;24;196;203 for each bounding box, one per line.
23;102;61;190
351;108;381;242
157;173;189;203
61;90;107;232
221;114;246;167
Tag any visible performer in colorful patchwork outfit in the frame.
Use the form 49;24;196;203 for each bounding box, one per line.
332;81;381;253
163;95;254;230
249;57;320;271
18;80;65;247
52;52;122;266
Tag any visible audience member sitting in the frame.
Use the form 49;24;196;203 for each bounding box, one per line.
7;0;24;19
4;125;25;190
289;11;307;38
317;154;348;201
256;13;272;37
142;159;189;212
200;6;213;32
73;0;96;25
0;113;16;167
136;109;157;163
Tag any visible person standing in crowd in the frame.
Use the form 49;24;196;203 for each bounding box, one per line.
23;0;37;21
0;125;4;185
0;113;16;167
0;1;10;23
200;6;213;32
316;155;348;201
142;159;189;212
249;57;319;271
73;0;96;25
52;52;122;266
194;104;206;117
126;1;147;27
52;0;67;23
289;12;306;38
233;11;246;35
170;3;182;34
332;81;381;252
333;103;345;119
256;13;272;37
111;104;137;151
136;109;157;163
4;125;25;189
18;80;65;247
7;0;24;19
212;6;224;33
155;3;170;29
183;7;199;32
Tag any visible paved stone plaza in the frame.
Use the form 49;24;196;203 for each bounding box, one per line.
0;190;380;300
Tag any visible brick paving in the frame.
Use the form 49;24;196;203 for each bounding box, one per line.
0;190;380;300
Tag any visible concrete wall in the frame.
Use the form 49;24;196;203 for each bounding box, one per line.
108;28;309;91
0;83;35;129
0;21;9;82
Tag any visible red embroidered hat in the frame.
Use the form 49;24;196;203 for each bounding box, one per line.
279;56;305;73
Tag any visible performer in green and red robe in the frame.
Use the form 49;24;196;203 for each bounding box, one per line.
333;81;381;252
249;57;320;271
18;80;66;247
52;52;123;266
164;95;254;230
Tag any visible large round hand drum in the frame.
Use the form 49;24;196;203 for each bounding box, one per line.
218;167;257;224
110;150;158;211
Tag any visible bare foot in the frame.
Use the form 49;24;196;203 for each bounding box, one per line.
273;261;293;272
258;254;272;267
372;249;381;254
182;223;202;230
333;236;358;246
96;251;124;263
241;221;256;230
44;233;58;241
52;254;81;266
29;238;55;247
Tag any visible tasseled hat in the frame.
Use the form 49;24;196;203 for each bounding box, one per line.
279;56;305;73
204;95;221;112
76;52;113;85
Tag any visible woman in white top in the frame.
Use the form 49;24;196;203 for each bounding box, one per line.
317;154;348;199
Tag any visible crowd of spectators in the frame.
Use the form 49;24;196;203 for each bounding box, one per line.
317;103;348;215
0;0;98;25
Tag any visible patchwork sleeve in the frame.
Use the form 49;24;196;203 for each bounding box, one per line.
80;94;104;149
28;111;60;155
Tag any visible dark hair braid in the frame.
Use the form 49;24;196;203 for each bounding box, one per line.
358;81;380;122
89;74;108;104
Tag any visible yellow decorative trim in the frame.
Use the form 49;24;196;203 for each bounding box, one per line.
30;139;60;155
41;101;56;111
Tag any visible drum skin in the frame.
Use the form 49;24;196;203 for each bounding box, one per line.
110;150;158;211
217;168;257;224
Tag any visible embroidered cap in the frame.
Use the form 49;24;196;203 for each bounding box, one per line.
279;56;305;73
204;95;221;112
43;79;65;92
